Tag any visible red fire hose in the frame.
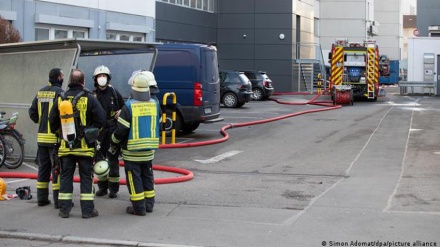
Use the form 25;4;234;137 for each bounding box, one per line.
0;90;340;184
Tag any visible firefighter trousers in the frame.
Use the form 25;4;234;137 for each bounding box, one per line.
97;126;120;193
58;155;95;215
36;146;59;204
124;159;155;213
96;150;120;192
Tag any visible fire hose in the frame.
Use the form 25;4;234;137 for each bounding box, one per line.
0;90;340;184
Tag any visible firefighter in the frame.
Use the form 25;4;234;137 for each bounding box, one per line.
109;71;160;216
92;65;125;199
29;68;64;208
128;70;160;101
49;69;106;219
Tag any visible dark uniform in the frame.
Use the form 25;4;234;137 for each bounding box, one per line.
94;84;124;197
49;70;106;219
111;71;160;216
29;68;64;208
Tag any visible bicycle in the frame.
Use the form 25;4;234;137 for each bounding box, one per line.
0;111;25;169
0;134;6;167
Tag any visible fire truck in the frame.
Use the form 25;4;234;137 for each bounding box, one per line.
328;39;380;104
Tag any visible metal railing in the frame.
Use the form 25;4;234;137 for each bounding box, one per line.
398;81;436;95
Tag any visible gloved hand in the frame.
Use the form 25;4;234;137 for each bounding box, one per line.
108;142;118;155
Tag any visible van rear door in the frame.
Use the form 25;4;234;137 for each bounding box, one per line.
201;46;221;121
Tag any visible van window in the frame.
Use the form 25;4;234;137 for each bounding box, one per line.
202;49;219;83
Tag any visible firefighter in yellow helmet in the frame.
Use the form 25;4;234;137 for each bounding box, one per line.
49;69;106;219
109;71;160;216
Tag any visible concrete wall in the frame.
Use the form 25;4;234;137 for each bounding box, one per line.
416;0;440;37
374;0;402;60
319;0;371;51
155;2;217;43
217;0;316;92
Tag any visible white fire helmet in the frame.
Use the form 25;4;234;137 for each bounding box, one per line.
93;160;109;178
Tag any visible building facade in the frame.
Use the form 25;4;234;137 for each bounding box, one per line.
0;0;156;42
2;0;409;92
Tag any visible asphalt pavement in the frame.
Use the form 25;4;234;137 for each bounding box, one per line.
0;86;439;247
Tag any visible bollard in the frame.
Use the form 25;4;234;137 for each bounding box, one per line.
161;92;177;145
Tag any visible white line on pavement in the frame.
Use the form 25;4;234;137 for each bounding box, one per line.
195;150;243;164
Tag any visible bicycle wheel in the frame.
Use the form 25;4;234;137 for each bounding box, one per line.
0;135;6;167
3;132;24;169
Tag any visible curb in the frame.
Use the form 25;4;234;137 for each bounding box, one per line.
0;230;201;247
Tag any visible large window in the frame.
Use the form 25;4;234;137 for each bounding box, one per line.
35;25;88;41
159;0;215;13
106;31;144;42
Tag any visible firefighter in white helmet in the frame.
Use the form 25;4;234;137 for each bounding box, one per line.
109;71;160;216
93;65;125;199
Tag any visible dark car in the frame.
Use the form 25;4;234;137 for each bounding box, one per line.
219;70;253;108
242;70;275;101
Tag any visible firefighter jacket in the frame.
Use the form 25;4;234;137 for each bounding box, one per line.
49;84;106;158
93;85;125;127
29;81;64;146
111;98;160;162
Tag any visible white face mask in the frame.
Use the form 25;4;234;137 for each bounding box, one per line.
97;77;107;87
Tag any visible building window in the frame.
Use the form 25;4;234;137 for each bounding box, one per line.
35;25;88;41
55;29;68;39
158;0;214;13
35;28;50;41
314;18;319;37
106;31;145;42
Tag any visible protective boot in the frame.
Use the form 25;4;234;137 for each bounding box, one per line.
59;200;73;218
95;180;108;196
108;181;119;199
53;190;59;209
145;197;155;213
81;200;98;218
126;200;146;216
37;188;51;206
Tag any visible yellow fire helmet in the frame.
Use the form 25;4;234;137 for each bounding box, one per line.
0;178;6;201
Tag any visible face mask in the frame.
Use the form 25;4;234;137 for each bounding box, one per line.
58;78;64;85
97;77;107;87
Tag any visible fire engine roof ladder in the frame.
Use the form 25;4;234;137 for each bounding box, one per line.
366;47;376;99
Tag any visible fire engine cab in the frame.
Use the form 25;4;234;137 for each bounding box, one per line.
328;39;380;103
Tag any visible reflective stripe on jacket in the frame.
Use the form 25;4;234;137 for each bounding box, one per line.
112;98;160;162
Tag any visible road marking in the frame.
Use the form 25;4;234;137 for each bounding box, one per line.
195;150;243;164
23;162;38;171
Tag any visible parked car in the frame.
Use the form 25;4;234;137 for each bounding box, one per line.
219;70;253;108
242;70;275;101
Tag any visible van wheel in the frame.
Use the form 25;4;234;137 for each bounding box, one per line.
223;92;238;108
182;122;200;134
163;109;182;137
252;88;264;101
